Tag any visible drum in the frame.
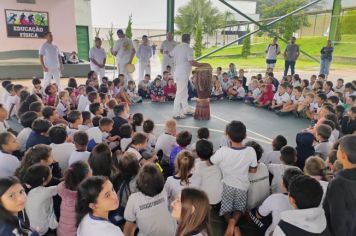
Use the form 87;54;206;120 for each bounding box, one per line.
194;65;213;120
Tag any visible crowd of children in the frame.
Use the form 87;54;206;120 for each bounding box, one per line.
0;64;356;236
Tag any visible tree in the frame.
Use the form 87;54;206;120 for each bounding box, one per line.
258;0;310;39
241;29;251;57
125;14;133;39
175;0;224;36
94;28;100;38
194;21;203;57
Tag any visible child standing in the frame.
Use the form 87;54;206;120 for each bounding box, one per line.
210;121;257;236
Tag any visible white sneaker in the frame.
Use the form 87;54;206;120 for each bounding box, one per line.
184;110;195;116
173;114;186;119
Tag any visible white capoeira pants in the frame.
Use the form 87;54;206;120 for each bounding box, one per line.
117;62;132;82
138;61;151;82
173;72;191;116
91;66;106;84
43;68;61;89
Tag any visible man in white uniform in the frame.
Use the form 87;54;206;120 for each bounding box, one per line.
136;35;152;82
169;34;207;119
89;37;106;83
111;29;136;81
160;32;177;74
265;36;280;70
39;32;63;89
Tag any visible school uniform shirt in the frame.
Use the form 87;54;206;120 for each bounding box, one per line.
113;38;134;64
77;95;90;112
328;129;340;144
66;126;79;138
56;102;68;118
50;143;75;173
26;132;51;149
126;147;142;161
124;190;176;236
325;90;334;98
268;164;300;193
266;44;280;60
273;207;329;236
333;85;345;93
220;79;232;91
0;151;20;178
86;127;107;144
258;193;293;236
146;133;156;149
314;141;332;160
136;44;152;62
252;88;261;98
194;159;223;205
260;151;282;165
5;95;19;117
89;46;106;70
0;121;9;133
247;162;270;209
210;146;257;191
345;90;356;99
77;214;123;236
78;124;91;131
120;138;132;152
16;127;32;152
155;133;177;158
291;95;304;104
236;86;246;98
68;150;91;166
25;186;58;235
273;92;290;105
0;90;9;105
39;42;60;69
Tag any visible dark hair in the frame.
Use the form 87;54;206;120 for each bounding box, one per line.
48;125;67;144
113;152;139;191
119;124;132;139
5;84;14;93
302;79;309;88
196;139;213;160
316;124;332;140
197;127;209;139
321;119;335;130
89;103;101;115
0;176;30;235
73;131;89;146
317;93;327;102
15;144;52;182
68;78;78;89
87;91;98;103
42;106;56;119
136;163;164;197
143;119;155;133
19;90;31;103
82;111;91;123
176;131;192;147
126;132;147;151
325;81;333;89
24;163;51;188
85;86;95;95
328;95;339;105
32;118;52;134
99;117;113;127
13;84;24;94
99;92;107;101
289;175;323;209
92;116;101;127
345;82;355;91
245;141;264;161
226;121;246;143
76;176;108;226
19;111;38;128
1;80;11;89
18;94;40;117
282;168;304;191
280;146;297;165
273;135;287;151
64;161;91;191
113;104;125;116
335;105;345;116
87;71;96;80
325;113;340;130
88;143;115;178
339;134;356;164
31;78;40;86
67;110;82;123
327;149;337;164
0;132;13;152
132;113;143;132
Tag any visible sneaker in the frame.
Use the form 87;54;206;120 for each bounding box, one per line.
173;114;186;119
184;111;195;116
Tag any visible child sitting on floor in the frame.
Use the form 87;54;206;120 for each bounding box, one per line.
271;83;290;111
45;84;58;107
163;78;176;101
138;74;151;99
227;78;245;101
245;79;261;104
150;78;165;102
211;79;224;100
257;84;274;108
127;80;143;104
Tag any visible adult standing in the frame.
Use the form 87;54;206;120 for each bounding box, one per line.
265;36;280;70
160;32;177;74
89;37;106;83
320;39;334;77
169;34;207;119
111;29;136;81
283;36;300;76
39;31;63;89
136;35;152;82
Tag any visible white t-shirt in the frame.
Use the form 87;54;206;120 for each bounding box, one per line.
260;151;282;165
56;102;68;118
252;88;261;98
120;138;132;152
0;151;20;178
77;214;123;236
325;90;334;98
39;42;60;69
124;191;176;236
333;85;345;93
50;142;76;173
136;44;152;62
89;46;106;69
0;121;9;133
210;146;257;191
68;150;91;166
273;92;290;105
258;193;292;236
169;42;194;76
113;38;134;64
126;147;142;161
161;40;178;60
5;95;19;117
165;174;202;206
194;159;223;205
268;164;300;193
26;186;58;235
17;127;32;152
146;133;156;149
247;162;270;209
77;95;90;112
220;79;232;91
236;86;246;97
265;44;280;60
291;95;304;104
155;133;176;158
86;127;107;144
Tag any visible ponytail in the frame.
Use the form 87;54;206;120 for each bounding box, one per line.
176;151;195;186
64;161;91;191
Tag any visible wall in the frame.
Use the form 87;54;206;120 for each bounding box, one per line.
0;0;77;53
75;0;93;47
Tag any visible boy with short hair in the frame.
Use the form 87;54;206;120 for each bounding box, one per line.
271;83;290;111
155;119;177;158
86;117;118;151
66;110;83;137
143;119;156;150
220;72;232;96
280;86;304;114
78;111;92;131
228;78;245;101
260;135;287;164
17;111;38;152
68;131;90;165
314;124;332;160
268;145;300;193
119;124;133;151
26;118;52;149
111;103;129;137
323;134;356;236
169;130;192;175
334;78;344;93
211;121;257;235
85;91;100;111
274;175;329;235
42;106;60;124
89;102;104;117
